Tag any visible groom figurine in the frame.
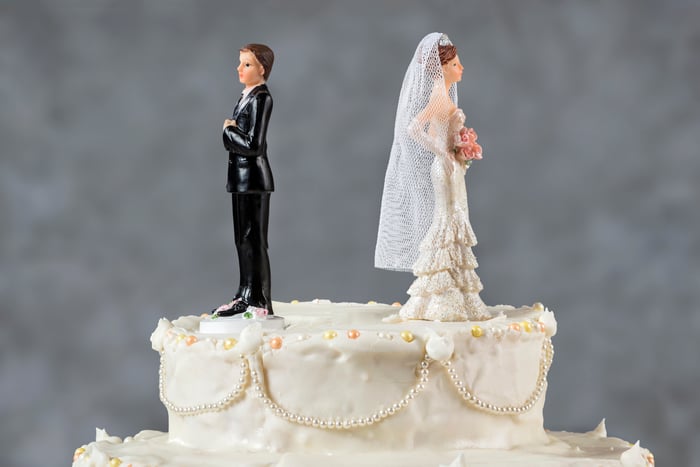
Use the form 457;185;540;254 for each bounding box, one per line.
214;43;275;317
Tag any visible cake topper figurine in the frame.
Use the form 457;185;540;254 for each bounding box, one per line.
375;33;489;321
213;43;275;318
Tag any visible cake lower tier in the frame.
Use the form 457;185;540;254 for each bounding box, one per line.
73;424;655;467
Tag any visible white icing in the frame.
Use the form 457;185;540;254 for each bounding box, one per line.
237;321;264;354
95;428;121;444
150;318;172;351
79;443;111;466
72;301;652;467
538;309;558;337
171;315;201;331
620;441;654;467
73;429;653;467
154;302;553;452
425;330;455;361
591;419;608;438
440;453;469;467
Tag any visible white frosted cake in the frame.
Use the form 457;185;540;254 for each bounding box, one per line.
72;301;654;467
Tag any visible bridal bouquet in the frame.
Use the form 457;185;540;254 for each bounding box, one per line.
453;126;483;168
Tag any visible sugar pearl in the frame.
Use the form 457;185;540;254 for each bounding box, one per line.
223;338;237;350
73;447;86;462
269;337;283;349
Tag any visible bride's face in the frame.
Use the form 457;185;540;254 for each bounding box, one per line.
442;55;464;85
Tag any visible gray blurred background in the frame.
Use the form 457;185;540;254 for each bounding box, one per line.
1;1;698;465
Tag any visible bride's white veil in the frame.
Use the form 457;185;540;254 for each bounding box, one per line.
375;32;458;271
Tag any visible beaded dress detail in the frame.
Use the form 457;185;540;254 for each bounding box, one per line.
400;108;489;321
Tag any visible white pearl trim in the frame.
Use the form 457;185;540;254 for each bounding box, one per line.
158;338;554;425
248;355;432;429
441;338;554;414
158;353;249;416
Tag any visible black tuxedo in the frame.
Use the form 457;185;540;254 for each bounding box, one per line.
224;84;274;193
222;84;274;314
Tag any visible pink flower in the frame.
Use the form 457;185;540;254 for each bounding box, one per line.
453;126;483;164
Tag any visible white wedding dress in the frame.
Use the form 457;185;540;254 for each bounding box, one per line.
375;33;489;322
399;109;489;321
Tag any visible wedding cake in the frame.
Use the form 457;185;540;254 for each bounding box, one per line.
72;32;654;467
72;301;654;467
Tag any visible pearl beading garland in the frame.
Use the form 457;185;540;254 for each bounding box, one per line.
248;354;433;430
158;352;249;416
158;337;554;425
441;337;554;414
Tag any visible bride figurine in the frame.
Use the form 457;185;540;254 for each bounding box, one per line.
375;33;490;321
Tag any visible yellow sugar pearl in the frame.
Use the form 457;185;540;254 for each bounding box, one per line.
323;330;338;340
109;458;122;467
223;338;237;350
347;329;361;339
185;335;198;346
392;302;402;307
400;330;415;343
532;302;545;312
291;299;299;304
176;334;186;341
367;300;377;305
73;447;86;461
269;336;283;349
521;321;533;333
471;325;484;337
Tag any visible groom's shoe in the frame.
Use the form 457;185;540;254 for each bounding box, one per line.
211;298;243;317
247;297;274;316
212;298;274;318
229;299;249;315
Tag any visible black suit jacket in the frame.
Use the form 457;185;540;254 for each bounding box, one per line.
223;84;274;193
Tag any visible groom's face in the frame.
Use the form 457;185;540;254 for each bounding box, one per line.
237;51;265;87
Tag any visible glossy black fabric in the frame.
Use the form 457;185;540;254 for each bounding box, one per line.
222;84;274;314
231;193;273;314
223;84;274;193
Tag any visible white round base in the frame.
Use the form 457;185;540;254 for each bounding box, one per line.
199;314;286;334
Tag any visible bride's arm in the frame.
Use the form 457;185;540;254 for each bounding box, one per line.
406;88;458;156
407;106;446;155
